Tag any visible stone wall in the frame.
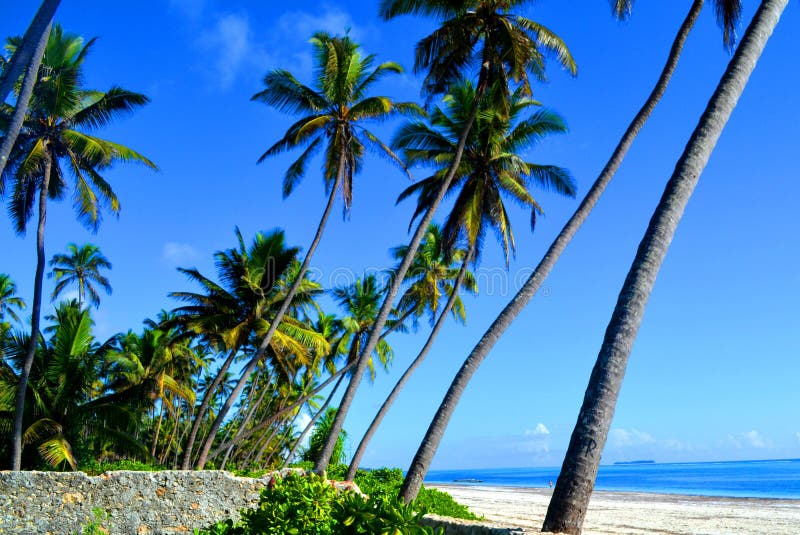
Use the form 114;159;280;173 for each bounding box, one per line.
0;470;530;535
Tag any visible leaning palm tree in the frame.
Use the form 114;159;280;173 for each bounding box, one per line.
0;0;61;178
171;228;327;469
397;0;746;502
543;1;787;531
2;25;157;470
0;274;26;327
49;243;112;309
315;0;577;474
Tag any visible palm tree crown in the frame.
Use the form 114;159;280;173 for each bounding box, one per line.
252;32;423;212
0;274;26;326
1;25;157;233
380;0;577;100
48;243;112;309
396;81;576;264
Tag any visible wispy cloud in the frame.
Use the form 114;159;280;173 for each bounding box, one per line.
609;428;656;448
162;242;199;265
275;6;363;41
197;12;271;89
525;423;550;437
728;430;771;449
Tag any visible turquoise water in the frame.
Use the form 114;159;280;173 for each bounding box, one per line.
425;459;800;499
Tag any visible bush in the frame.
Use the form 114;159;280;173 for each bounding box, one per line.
195;472;442;535
79;459;165;476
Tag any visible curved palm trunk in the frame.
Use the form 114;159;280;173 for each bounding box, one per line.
220;372;272;468
11;151;51;470
181;348;238;469
283;372;347;468
151;399;167;457
261;409;302;467
314;96;483;474
213;362;354;454
193;168;345;470
0;0;59;102
346;244;475;480
543;1;787;532
398;1;707;503
0;18;52;179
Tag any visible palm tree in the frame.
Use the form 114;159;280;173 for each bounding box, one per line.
315;0;577;475
0;302;147;469
3;26;156;470
0;274;26;328
48;243;112;309
395;81;574;499
0;0;61;178
542;1;787;532
346;225;478;479
173;229;328;469
397;0;745;502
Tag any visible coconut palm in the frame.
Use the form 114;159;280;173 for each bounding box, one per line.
397;0;747;502
48;243;112;309
0;302;148;469
3;26;156;470
542;1;786;531
395;81;574;498
0;274;26;328
208;32;418;472
314;0;577;475
173;228;328;469
0;0;61;178
345;225;478;479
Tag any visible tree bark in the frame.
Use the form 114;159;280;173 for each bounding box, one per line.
398;0;707;503
0;0;59;103
11;150;51;470
346;243;475;480
543;1;787;532
193;159;346;470
313;95;483;474
181;348;238;469
0;17;53;179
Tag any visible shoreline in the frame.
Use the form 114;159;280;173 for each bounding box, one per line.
429;484;800;534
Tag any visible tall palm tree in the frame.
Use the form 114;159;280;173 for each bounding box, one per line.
2;26;157;470
542;1;787;531
0;274;26;327
175;229;328;469
397;0;745;502
346;225;477;479
315;0;577;474
395;81;574;499
48;243;112;309
0;0;61;178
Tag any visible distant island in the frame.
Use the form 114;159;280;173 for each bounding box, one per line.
614;460;655;465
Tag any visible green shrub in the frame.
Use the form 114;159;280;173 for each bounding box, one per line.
79;459;165;475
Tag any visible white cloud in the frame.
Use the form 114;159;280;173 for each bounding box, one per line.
276;6;362;41
525;423;550;437
162;242;199;265
609;428;656;448
198;13;270;89
728;430;771;449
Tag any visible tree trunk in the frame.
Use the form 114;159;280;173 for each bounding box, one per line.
313;96;483;474
11;150;51;470
0;0;59;102
151;398;167;458
0;17;53;179
181;348;238;470
193;158;346;470
283;372;347;468
398;0;707;503
543;1;787;532
346;243;475;480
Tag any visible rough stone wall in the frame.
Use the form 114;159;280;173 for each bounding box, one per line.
0;471;529;535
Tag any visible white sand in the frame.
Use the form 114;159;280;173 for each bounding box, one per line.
431;485;800;534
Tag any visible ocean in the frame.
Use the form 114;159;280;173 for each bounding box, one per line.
425;459;800;499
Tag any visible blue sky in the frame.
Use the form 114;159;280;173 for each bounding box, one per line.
2;1;799;470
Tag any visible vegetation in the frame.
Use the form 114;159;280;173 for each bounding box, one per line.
2;2;785;534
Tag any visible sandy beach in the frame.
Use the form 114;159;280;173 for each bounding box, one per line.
430;485;800;534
